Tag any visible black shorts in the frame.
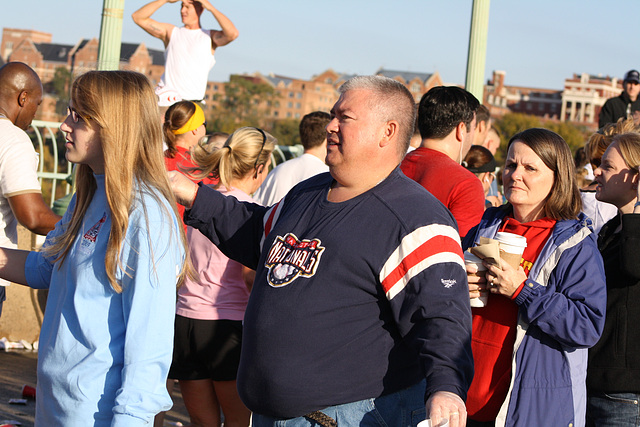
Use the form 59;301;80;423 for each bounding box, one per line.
169;315;243;381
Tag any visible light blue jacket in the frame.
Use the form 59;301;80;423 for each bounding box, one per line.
463;206;606;427
25;175;184;426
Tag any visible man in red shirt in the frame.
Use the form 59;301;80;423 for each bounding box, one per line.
401;86;485;237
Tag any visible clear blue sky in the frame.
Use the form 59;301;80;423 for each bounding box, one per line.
3;0;639;90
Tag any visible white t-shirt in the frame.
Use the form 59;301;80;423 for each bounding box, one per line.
580;190;617;235
0;119;42;285
253;153;329;207
156;27;216;106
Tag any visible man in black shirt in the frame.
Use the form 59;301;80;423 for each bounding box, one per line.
598;69;640;128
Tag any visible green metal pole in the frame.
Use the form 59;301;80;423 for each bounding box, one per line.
465;0;490;102
97;0;125;71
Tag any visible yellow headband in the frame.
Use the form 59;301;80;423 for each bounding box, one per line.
173;103;205;135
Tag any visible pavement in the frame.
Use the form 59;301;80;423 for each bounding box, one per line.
0;350;190;426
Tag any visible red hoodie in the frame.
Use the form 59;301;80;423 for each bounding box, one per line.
467;215;556;421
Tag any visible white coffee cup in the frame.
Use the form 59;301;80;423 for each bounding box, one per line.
494;232;527;269
464;251;488;308
418;419;449;427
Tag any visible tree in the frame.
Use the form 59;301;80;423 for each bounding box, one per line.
492;113;542;164
208;75;279;131
49;67;72;116
546;121;591;154
493;113;542;143
266;119;300;146
492;113;591;164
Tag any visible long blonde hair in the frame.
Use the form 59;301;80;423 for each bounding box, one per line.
47;71;189;292
189;127;276;189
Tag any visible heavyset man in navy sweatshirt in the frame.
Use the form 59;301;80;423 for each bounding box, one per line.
170;75;474;427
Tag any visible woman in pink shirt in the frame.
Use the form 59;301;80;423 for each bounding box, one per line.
169;127;275;427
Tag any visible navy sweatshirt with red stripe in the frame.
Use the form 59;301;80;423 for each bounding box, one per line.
184;167;474;418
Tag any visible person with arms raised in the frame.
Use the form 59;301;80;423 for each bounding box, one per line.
132;0;238;107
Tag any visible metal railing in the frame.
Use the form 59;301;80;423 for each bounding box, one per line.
29;120;74;207
271;144;304;166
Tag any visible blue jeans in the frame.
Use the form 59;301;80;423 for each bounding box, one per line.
587;391;640;427
252;380;426;427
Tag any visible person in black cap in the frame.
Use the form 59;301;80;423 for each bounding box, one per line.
463;145;500;209
598;69;640;128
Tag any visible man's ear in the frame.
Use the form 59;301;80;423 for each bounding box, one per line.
17;90;28;108
379;120;398;148
455;121;466;142
477;120;486;135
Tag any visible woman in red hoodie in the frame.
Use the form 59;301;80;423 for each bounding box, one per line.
463;128;606;427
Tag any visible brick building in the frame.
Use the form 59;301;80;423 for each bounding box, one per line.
1;28;164;121
1;28;51;60
375;68;443;102
2;27;446;126
201;67;444;124
560;73;621;125
483;70;563;120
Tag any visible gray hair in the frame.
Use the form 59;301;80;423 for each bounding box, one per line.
339;76;416;156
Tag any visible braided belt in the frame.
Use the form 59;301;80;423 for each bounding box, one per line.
304;410;338;427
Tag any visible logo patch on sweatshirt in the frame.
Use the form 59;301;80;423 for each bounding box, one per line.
441;278;457;288
265;233;325;287
80;213;107;253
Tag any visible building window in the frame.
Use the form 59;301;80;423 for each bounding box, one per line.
289;92;294;98
295;113;300;119
295;103;301;109
287;112;292;118
287;102;293;108
297;92;302;99
274;111;279;117
410;83;421;92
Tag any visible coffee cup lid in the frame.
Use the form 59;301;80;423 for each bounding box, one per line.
464;252;483;263
495;232;527;247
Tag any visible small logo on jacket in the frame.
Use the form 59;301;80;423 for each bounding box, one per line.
265;233;325;287
441;279;456;288
80;213;107;253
